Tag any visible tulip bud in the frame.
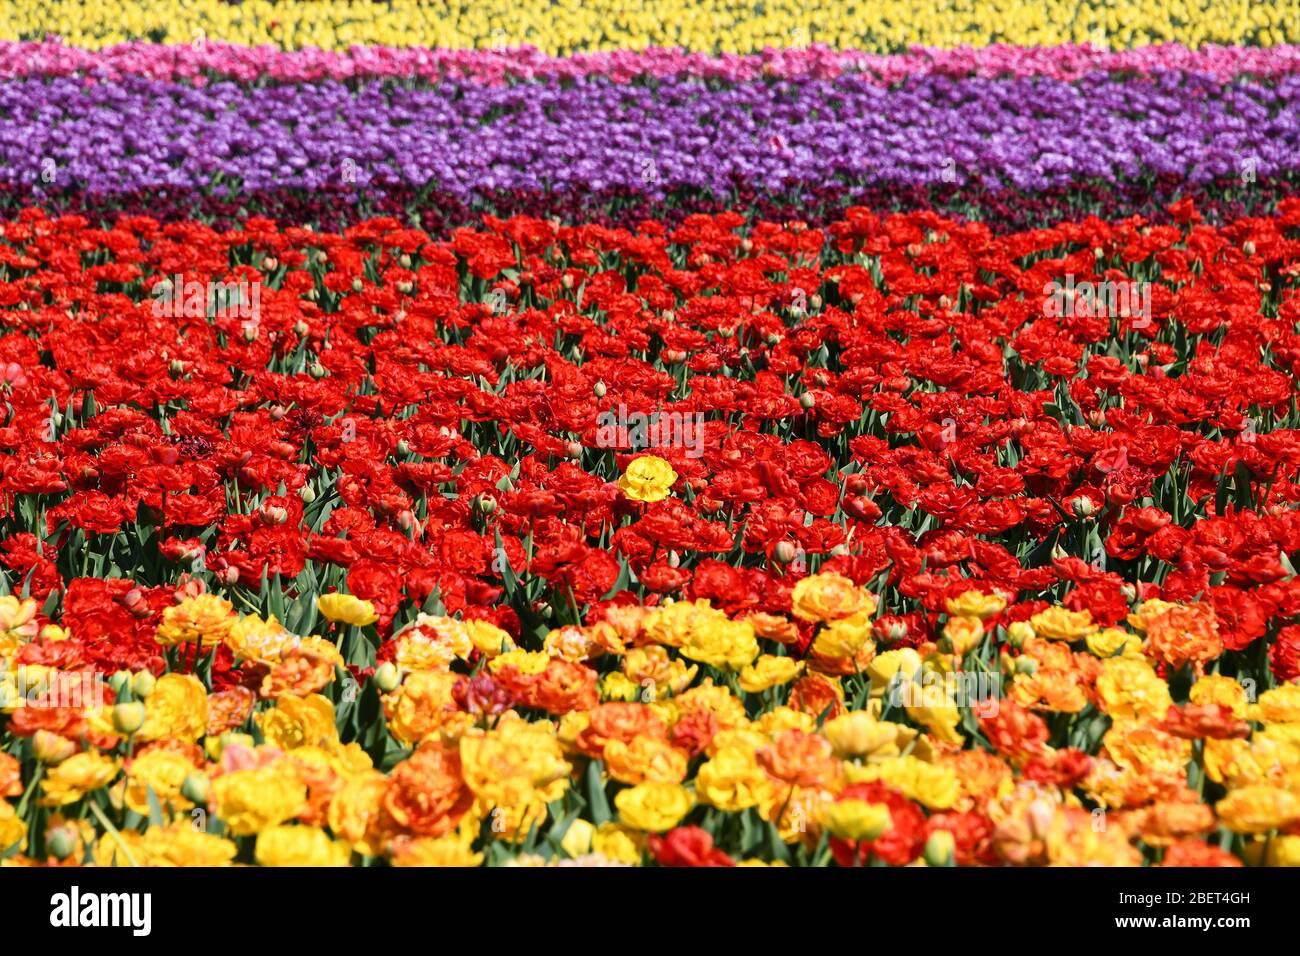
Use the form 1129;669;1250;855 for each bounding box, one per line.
298;484;317;504
41;624;68;645
560;818;595;858
33;730;77;765
593;380;607;398
374;662;401;693
169;358;186;378
397;280;413;294
12;665;39;699
215;565;240;586
108;670;132;695
800;393;816;410
772;540;799;564
47;825;77;861
883;619;910;642
1243;241;1256;256
111;701;147;735
351;278;364;293
399;254;412;269
1070;496;1097;518
1006;621;1034;649
206;732;255;761
566;441;583;459
820;799;891;841
924;830;956;867
260;504;288;526
269;404;287;421
293;319;309;336
181;772;210;805
475;493;497;515
308;362;327;379
1014;657;1039;676
396;439;412;457
131;670;157;699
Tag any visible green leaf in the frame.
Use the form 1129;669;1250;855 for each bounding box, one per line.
585;760;612;825
767;823;792;863
493;528;520;599
602;558;632;600
1215;463;1231;517
145;784;166;829
1233;461;1255;511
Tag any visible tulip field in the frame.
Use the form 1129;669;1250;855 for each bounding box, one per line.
2;2;1300;872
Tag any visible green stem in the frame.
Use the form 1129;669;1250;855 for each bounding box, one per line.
88;799;141;868
14;763;42;818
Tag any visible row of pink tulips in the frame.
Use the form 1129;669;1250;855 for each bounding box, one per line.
4;39;1300;84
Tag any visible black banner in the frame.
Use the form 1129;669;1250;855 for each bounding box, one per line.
0;864;1280;944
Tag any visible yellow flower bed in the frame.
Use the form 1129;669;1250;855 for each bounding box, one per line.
2;586;1296;867
2;0;1296;54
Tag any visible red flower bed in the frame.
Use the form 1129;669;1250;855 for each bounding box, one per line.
2;204;1297;658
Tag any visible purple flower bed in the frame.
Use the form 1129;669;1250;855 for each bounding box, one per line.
4;72;1297;204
